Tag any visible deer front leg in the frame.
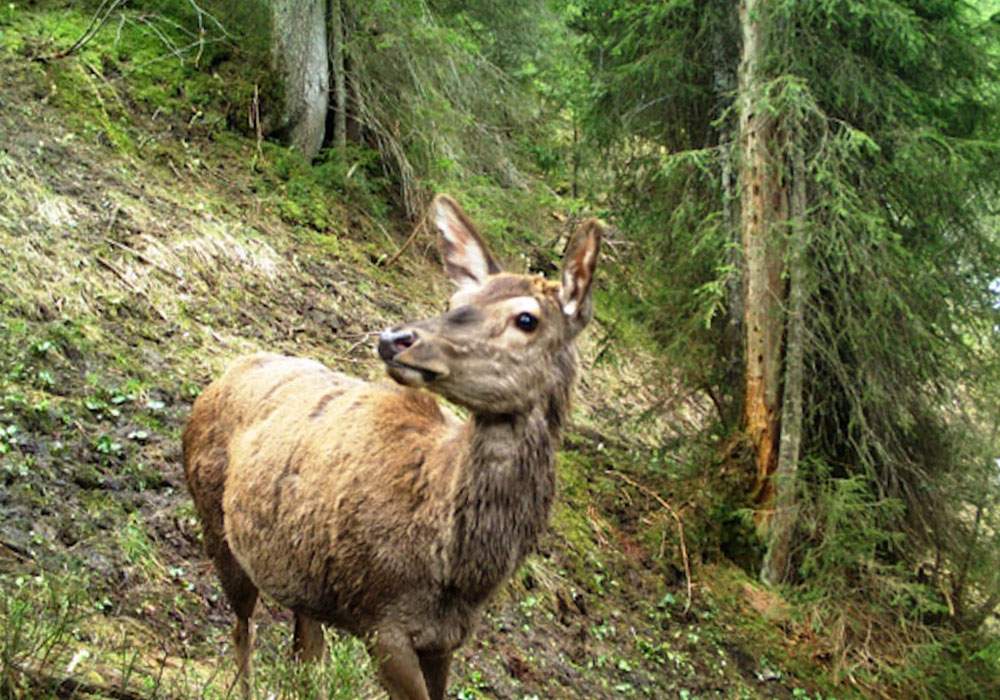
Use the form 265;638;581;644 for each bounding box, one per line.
418;652;452;700
370;628;430;700
213;546;259;699
293;613;327;699
293;613;326;662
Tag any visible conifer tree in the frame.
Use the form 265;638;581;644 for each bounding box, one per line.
580;1;1000;687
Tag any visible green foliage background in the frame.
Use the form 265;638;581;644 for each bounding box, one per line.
578;0;1000;694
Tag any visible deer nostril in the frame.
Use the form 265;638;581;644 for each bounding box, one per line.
393;331;416;350
378;329;417;362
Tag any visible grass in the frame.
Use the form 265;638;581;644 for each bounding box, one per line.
0;566;376;699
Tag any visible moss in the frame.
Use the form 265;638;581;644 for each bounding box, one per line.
1;4;258;151
257;143;393;236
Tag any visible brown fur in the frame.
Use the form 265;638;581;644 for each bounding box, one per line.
182;196;602;699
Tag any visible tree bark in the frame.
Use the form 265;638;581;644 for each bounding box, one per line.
328;0;348;149
269;0;329;160
761;139;806;585
738;0;787;525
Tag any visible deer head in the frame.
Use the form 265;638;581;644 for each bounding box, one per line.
378;195;602;415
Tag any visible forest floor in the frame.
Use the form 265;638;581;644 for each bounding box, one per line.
0;6;850;700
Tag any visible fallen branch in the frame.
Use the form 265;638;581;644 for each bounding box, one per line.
381;217;427;268
0;539;33;563
39;0;129;61
607;469;693;613
8;663;145;700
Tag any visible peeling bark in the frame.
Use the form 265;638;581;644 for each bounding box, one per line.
738;0;787;524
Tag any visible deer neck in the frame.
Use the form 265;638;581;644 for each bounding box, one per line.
445;347;576;606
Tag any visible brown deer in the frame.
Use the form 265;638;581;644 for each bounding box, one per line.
182;195;602;699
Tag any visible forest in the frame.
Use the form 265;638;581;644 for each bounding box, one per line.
0;0;998;698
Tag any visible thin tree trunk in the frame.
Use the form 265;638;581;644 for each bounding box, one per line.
739;0;787;524
328;0;347;149
571;117;579;200
345;53;364;143
761;139;806;585
952;418;999;628
714;13;741;429
343;2;364;144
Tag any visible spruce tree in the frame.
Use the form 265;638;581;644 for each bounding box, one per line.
580;0;1000;691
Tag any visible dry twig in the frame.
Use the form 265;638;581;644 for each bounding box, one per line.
104;238;184;281
8;663;145;700
0;539;33;563
38;0;129;61
381;217;428;269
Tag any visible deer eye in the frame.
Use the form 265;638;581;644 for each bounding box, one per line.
515;312;538;333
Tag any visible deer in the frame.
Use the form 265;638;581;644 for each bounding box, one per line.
182;194;602;700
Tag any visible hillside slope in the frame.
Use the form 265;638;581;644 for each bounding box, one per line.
0;6;844;700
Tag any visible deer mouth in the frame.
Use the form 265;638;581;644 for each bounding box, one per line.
385;360;444;386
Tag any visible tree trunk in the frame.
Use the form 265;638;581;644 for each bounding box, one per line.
346;54;365;144
269;0;329;160
738;0;787;525
761;139;806;585
328;0;347;149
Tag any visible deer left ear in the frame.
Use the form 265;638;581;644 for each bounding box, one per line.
431;194;502;291
560;219;603;335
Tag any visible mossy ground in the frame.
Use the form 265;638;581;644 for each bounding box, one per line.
2;4;851;699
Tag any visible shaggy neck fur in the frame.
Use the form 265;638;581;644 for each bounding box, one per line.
446;345;577;606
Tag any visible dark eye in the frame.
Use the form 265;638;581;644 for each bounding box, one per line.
515;312;538;333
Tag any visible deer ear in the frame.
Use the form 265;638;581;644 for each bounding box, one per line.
560;219;603;333
431;195;501;291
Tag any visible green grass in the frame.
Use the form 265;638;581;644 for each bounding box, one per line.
0;572;90;699
0;567;374;699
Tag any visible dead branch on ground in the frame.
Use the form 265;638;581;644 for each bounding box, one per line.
382;217;429;268
38;0;129;62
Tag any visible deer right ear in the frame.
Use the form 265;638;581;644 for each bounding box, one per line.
431;195;501;291
560;219;603;335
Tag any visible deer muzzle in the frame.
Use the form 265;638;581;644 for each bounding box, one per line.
378;326;450;386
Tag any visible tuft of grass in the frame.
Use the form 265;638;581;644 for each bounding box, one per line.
250;625;375;700
119;512;164;581
0;572;90;698
256;142;390;236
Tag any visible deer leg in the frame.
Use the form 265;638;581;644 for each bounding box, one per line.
418;652;451;700
214;545;259;699
293;613;327;699
370;629;430;700
293;613;326;662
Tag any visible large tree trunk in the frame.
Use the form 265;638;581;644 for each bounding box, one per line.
269;0;329;160
738;0;787;525
328;0;348;149
761;140;806;585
